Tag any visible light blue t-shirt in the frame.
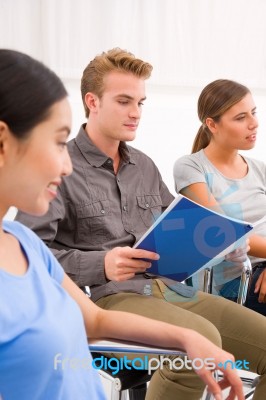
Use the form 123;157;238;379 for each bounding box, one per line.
174;150;266;293
0;221;106;400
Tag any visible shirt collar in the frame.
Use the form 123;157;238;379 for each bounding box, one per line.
74;124;135;167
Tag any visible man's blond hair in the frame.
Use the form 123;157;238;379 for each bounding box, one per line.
81;48;153;117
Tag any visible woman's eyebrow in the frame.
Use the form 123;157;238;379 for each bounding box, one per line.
57;126;71;136
234;106;257;118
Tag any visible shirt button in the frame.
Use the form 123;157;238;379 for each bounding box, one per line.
107;159;112;164
100;209;105;214
123;205;127;211
145;203;150;208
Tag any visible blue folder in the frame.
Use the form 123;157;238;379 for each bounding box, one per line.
134;195;253;282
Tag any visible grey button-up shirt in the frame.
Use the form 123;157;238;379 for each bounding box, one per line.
16;125;174;301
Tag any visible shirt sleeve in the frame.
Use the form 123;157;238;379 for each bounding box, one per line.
51;247;108;287
15;188;108;288
15;190;65;245
158;172;175;211
173;154;207;194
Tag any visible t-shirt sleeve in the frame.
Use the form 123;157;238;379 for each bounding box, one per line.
173;154;207;194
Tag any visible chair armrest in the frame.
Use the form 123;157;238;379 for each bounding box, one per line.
203;268;213;293
88;339;184;355
237;257;253;305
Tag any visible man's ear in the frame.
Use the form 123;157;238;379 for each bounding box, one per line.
205;117;218;134
84;92;100;114
0;121;10;167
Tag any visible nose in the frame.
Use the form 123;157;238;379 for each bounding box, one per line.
249;113;258;129
129;103;141;119
62;149;73;177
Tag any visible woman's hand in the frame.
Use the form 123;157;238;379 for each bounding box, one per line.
254;268;266;303
224;239;250;266
185;331;244;400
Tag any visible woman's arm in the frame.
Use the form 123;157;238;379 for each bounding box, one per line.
62;273;244;400
181;182;266;257
248;234;266;258
180;182;223;211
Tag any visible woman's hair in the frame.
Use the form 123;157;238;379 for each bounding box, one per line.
0;49;68;139
81;47;153;117
191;79;250;153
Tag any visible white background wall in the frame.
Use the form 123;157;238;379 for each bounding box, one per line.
1;0;266;216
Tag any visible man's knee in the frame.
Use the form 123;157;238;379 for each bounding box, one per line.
192;317;222;348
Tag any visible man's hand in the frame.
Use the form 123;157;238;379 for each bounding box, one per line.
104;246;159;281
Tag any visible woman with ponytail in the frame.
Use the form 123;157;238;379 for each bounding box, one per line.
174;79;266;316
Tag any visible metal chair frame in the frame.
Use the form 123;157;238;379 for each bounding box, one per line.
203;258;253;305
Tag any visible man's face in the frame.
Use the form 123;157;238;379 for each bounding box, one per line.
95;71;146;143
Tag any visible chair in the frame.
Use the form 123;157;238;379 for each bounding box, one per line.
89;339;215;400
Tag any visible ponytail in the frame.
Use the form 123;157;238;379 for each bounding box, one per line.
191;125;211;153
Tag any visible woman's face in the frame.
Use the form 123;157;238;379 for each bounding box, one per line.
209;93;258;151
4;98;73;216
